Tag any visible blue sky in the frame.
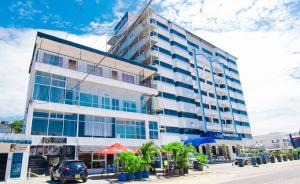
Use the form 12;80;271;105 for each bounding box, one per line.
0;0;300;135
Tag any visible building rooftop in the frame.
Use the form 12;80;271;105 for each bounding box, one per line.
31;32;157;79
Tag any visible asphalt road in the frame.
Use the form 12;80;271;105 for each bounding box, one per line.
220;164;300;184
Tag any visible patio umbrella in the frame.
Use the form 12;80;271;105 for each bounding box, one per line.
95;143;133;155
184;137;216;146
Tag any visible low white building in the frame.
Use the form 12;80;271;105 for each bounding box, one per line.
252;132;293;150
0;133;31;182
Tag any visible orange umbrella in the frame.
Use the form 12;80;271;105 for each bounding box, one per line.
95;143;133;155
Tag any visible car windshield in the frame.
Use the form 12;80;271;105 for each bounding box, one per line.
65;161;84;167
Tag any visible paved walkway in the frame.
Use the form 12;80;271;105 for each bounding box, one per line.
8;160;300;184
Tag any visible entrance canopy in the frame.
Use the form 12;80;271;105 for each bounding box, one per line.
95;143;133;155
184;137;216;146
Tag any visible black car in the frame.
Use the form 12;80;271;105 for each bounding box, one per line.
50;160;88;184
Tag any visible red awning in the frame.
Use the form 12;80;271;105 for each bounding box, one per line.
95;143;133;155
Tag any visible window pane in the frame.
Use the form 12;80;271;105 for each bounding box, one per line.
80;93;92;107
50;87;65;103
48;119;63;136
64;120;77;137
122;73;134;84
31;118;48;135
33;84;49;101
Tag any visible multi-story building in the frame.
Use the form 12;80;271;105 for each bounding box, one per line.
107;7;252;160
24;32;159;173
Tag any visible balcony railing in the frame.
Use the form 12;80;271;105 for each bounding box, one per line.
35;49;156;89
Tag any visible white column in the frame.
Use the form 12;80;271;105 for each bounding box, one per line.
145;120;150;140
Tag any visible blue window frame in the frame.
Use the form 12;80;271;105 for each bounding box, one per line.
48;119;63;136
31;116;48;135
112;98;120;110
102;96;110;109
149;121;158;139
157;21;168;30
170;29;186;39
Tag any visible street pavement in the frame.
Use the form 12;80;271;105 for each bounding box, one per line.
14;160;300;184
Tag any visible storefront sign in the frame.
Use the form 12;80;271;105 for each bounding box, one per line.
204;132;242;141
42;137;67;144
10;144;28;152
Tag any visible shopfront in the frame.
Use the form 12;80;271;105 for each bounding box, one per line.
0;133;31;181
28;137;75;175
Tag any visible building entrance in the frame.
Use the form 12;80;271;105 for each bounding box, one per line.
0;153;8;181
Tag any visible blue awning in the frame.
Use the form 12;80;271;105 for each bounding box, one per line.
183;137;216;146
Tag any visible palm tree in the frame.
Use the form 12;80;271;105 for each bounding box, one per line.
9;120;23;133
138;141;160;170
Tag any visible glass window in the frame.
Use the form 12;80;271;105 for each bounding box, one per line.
123;101;136;112
80;93;93;107
149;121;158;139
122;73;134;84
111;70;118;80
35;72;51;85
94;66;103;77
64;120;77;137
33;84;50;101
31;117;48;135
48;119;63;136
115;120;145;139
112;99;120;110
50;87;65;103
102;97;110;109
65;90;79;105
43;53;63;66
93;119;105;137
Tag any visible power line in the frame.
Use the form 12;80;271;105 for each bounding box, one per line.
32;0;154;106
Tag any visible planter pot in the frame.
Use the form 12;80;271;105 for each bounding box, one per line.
118;172;127;182
126;173;135;181
183;167;189;174
251;158;257;166
262;156;267;164
256;157;262;165
142;170;150;178
198;164;204;171
288;155;294;161
193;161;199;169
174;169;180;175
276;156;282;162
270;156;276;163
293;154;299;160
237;159;244;167
169;169;175;176
135;171;143;179
179;168;184;176
283;156;288;162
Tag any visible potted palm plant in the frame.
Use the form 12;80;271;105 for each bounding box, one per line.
292;148;299;160
134;157;144;180
269;151;276;163
163;142;183;176
115;152;137;181
275;151;282;162
196;153;208;171
177;144;196;175
114;152;127;182
138;141;160;178
281;150;288;162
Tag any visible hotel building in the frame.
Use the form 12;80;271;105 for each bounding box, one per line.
24;7;252;174
107;7;252;159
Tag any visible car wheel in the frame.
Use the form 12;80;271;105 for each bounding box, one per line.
82;177;87;183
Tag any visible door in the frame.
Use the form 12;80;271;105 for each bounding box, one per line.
0;153;8;181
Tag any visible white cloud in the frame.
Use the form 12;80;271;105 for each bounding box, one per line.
152;0;300;135
0;27;107;119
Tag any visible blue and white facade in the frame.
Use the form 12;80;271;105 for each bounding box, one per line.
107;7;252;159
24;32;159;171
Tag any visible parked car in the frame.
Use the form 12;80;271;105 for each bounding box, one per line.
50;160;88;184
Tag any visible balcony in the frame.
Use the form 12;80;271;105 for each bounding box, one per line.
35;49;157;90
